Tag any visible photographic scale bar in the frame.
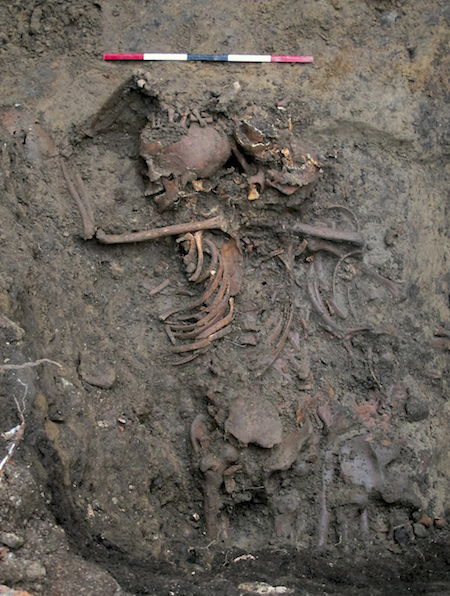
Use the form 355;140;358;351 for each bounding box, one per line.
103;53;314;63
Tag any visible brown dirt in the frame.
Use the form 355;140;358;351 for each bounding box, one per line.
0;1;449;595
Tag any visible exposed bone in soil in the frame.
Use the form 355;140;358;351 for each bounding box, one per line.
1;4;449;593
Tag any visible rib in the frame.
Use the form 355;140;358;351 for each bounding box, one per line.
307;238;346;257
252;220;364;245
197;298;235;339
172;348;210;366
164;325;177;345
357;263;405;300
324;203;360;232
189;231;204;282
332;250;362;310
160;257;224;321
307;238;405;300
256;303;293;376
148;279;170;296
307;260;344;339
169;337;212;353
197;238;219;283
172;287;230;339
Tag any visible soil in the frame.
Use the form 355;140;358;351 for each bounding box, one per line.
0;1;449;595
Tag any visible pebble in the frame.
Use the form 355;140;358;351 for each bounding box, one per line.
48;403;65;423
239;333;257;346
240;312;259;332
0;556;46;584
405;397;429;422
233;553;256;563
79;352;116;389
379;351;395;365
380;11;400;26
384;227;401;247
418;513;433;528
29;6;42;34
237;582;293;594
434;518;446;529
0;315;24;342
413;522;427;538
0;586;33;596
0;532;24;549
294;344;310;380
393;526;411;545
25;561;46;581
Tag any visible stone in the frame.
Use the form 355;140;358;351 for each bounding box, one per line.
296;344;310;381
413;522;427;538
265;426;311;472
78;352;116;389
393;526;411;545
225;396;282;448
0;586;33;596
405;398;429;422
0;532;24;549
24;561;46;581
418;513;433;528
339;438;383;492
0;556;46;584
237;582;293;594
380;11;400;26
47;403;65;422
0;315;24;342
29;7;43;34
381;477;421;508
239;333;258;346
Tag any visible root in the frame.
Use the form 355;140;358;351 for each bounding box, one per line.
1;358;62;480
0;358;62;371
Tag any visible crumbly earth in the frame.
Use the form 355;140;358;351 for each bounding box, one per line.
0;1;449;595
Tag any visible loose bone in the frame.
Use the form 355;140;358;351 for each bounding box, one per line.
96;216;226;244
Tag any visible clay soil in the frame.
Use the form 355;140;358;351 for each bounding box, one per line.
0;1;449;595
